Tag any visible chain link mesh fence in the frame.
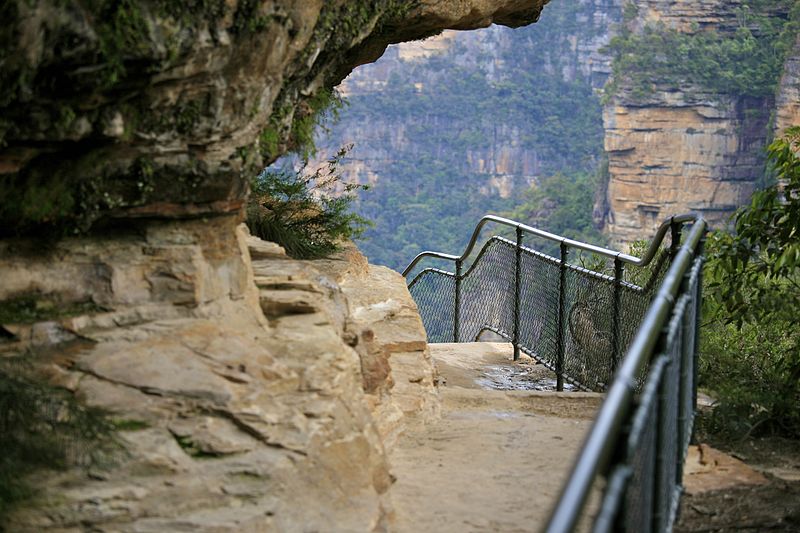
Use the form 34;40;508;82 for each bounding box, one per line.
407;234;675;392
583;254;703;533
408;268;455;343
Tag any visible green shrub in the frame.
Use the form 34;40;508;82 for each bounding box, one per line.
603;1;800;102
0;354;117;519
246;145;370;259
700;127;800;438
698;316;800;438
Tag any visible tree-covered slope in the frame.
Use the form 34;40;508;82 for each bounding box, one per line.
318;0;623;270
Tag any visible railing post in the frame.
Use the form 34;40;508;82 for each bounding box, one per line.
454;259;462;343
611;257;624;372
692;232;706;414
670;218;682;257
513;227;523;361
556;241;568;392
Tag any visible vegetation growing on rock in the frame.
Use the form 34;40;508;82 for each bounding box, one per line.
604;1;800;101
0;353;117;516
247;145;370;259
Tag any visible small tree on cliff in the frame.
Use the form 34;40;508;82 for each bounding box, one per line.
246;144;370;259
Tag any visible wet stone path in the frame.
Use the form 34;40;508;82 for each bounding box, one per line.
388;343;603;532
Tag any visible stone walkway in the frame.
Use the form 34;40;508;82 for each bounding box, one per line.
389;343;604;532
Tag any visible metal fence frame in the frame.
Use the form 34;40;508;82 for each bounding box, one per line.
546;217;706;533
402;213;706;532
403;214;697;391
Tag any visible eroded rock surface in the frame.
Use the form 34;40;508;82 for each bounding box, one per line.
314;246;441;448
0;0;548;237
602;90;771;246
1;223;442;531
0;220;374;531
598;0;799;246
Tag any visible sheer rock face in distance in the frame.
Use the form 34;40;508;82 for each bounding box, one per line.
597;0;793;248
0;0;548;238
775;35;800;136
602;89;773;247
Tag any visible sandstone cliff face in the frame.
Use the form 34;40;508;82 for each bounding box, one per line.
599;0;795;246
630;0;743;33
0;0;547;530
602;90;771;245
775;35;800;136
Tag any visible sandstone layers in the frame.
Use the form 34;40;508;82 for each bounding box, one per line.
602;90;771;245
0;0;548;237
1;219;438;531
599;0;799;246
775;35;800;136
0;0;549;530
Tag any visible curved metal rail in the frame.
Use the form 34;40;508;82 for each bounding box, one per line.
401;212;706;532
402;213;697;277
403;214;697;390
546;217;706;533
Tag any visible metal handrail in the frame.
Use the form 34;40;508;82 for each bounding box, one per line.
404;213;698;376
544;217;707;533
401;213;698;277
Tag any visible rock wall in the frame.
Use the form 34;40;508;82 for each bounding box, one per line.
0;0;549;530
775;35;800;136
602;90;772;245
0;217;439;531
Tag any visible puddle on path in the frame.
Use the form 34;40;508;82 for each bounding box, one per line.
474;363;577;392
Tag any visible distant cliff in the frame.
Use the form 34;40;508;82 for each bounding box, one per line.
598;0;800;246
323;0;800;257
321;0;623;269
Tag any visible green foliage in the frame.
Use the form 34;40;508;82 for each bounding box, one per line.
701;127;800;437
604;1;799;101
246;145;370;259
0;295;102;325
260;89;346;163
0;354;117;518
708;127;800;324
622;1;638;23
353;155;517;271
316;1;413;51
505;172;606;257
698;316;800;438
91;0;153;88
